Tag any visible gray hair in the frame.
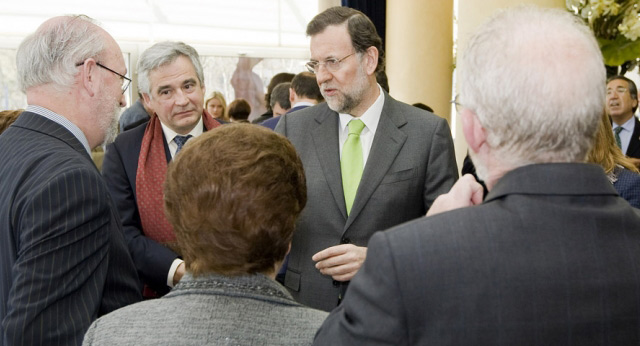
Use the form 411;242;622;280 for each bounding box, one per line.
137;41;204;97
16;15;106;92
459;6;605;165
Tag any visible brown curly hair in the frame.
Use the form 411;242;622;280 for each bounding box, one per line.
164;124;306;276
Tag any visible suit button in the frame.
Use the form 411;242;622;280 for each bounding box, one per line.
341;237;351;244
333;280;340;287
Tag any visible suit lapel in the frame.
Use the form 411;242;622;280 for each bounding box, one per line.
311;106;348;221
627;117;640;157
345;94;407;230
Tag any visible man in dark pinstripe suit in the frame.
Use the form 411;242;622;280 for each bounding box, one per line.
0;15;141;346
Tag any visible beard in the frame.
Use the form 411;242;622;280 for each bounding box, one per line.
322;63;370;114
97;93;121;146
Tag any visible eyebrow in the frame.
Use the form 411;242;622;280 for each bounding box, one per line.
155;78;199;94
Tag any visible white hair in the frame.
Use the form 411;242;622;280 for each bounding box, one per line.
459;5;605;165
137;41;204;98
16;15;106;92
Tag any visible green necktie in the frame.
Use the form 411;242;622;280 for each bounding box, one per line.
614;126;623;149
341;119;366;216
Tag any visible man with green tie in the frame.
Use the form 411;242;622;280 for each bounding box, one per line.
275;6;458;312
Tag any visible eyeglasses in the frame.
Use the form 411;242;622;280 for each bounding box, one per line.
606;87;629;96
305;52;356;74
76;61;131;94
450;94;462;113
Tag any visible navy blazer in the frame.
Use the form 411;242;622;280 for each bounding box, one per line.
260;105;310;130
614;166;640;208
0;112;141;346
102;121;177;295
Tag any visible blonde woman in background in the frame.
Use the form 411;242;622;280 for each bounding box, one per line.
205;91;228;122
587;111;640;208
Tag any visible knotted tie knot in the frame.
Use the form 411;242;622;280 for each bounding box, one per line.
174;134;193;154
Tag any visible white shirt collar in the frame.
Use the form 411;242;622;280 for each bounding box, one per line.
291;101;315;109
616;115;636;132
160;115;204;158
338;84;385;136
25;105;92;155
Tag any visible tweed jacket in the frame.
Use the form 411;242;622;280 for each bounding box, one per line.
84;273;328;346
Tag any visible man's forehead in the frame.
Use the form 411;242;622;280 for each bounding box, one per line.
607;79;629;89
310;24;352;57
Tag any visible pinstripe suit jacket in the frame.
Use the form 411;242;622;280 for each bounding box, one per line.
0;112;142;346
314;163;640;345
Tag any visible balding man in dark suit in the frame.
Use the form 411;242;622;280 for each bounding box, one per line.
0;15;141;346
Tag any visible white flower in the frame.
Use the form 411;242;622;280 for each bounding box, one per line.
589;0;621;22
619;9;640;40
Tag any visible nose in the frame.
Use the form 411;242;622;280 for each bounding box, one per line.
315;65;332;85
175;89;189;106
119;93;127;108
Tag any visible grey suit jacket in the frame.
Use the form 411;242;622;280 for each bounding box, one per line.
0;112;141;346
314;163;640;345
83;273;328;346
275;92;458;311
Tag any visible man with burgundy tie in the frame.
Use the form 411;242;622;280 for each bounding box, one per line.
102;41;221;297
274;6;458;312
606;75;640;168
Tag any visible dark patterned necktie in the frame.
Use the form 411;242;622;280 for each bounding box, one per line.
174;135;192;155
614;127;623;149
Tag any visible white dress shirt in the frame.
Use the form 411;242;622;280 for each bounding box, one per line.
338;85;385;168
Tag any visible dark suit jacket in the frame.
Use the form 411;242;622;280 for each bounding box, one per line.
314;163;640;345
626;116;640;159
275;92;458;311
614;166;640;208
260;105;310;130
102;121;176;295
0;112;141;346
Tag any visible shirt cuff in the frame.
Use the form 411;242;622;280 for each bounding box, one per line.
167;258;184;288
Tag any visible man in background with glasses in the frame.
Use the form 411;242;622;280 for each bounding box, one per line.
606;75;640;168
102;41;222;299
275;6;458;312
0;15;141;346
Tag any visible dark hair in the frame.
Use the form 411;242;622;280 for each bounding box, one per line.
164;124;307;276
412;103;433;113
376;70;389;93
607;75;638;113
270;82;291;110
306;6;385;73
265;72;295;111
291;72;323;102
228;99;251;122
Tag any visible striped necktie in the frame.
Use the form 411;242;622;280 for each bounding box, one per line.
614;126;623;149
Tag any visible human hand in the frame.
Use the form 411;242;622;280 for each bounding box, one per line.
426;174;484;217
312;244;367;282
